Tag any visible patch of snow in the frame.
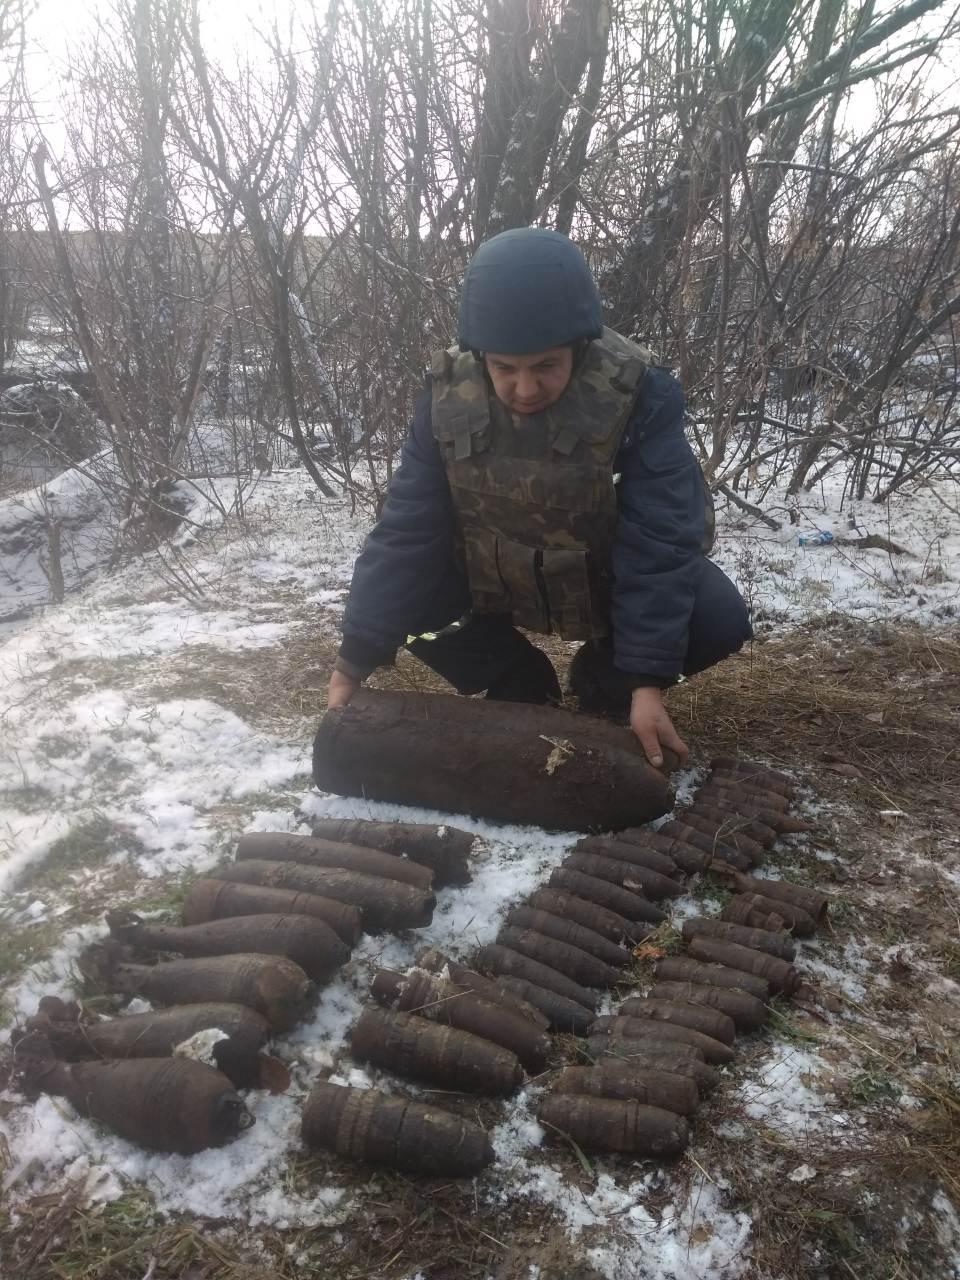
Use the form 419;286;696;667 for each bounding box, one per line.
736;1043;843;1137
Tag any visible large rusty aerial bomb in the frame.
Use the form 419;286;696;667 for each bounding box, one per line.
538;1095;689;1155
212;859;435;931
15;1036;252;1154
370;968;552;1073
307;817;475;886
235;832;434;891
350;1008;523;1094
106;910;349;983
551;1064;700;1116
301;1082;493;1176
312;689;674;832
82;942;314;1032
181;878;362;945
18;996;282;1090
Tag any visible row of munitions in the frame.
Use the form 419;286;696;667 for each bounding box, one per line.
535;758;830;1156
302;757;832;1173
11;819;475;1156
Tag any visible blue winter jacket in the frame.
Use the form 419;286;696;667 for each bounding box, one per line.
337;364;707;685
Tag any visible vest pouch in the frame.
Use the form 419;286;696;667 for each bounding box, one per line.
495;538;551;632
540;548;601;641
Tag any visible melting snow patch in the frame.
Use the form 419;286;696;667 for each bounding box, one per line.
736;1043;841;1137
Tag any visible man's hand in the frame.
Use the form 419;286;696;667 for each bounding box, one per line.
630;685;688;770
327;669;361;709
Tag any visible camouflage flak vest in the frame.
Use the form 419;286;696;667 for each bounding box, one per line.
431;327;696;642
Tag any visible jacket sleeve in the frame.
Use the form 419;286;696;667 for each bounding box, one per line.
610;367;706;682
338;390;458;677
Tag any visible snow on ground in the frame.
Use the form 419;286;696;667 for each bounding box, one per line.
710;471;959;628
1;452;958;1269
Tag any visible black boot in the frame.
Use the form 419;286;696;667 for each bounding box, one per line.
486;645;562;705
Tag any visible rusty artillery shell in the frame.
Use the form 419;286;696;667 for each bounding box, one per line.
213;859;435;931
15;1046;252;1154
724;873;830;927
696;792;814;835
495;926;621;989
505;906;631;968
648;980;767;1032
474;944;597;1010
583;1038;719;1091
350;1008;523;1094
547;868;666;924
711;757;795;788
307;818;474;886
235;832;434;891
301;1082;493;1175
370;969;551;1073
21;1001;275;1090
491;975;594;1035
720;891;814;936
82;943;314;1032
589;1014;734;1064
414;948;549;1028
680;917;796;961
106;911;349;982
181;878;361;946
526;889;649;947
552;1064;699;1115
616;996;736;1045
686;936;800;994
720;894;787;933
699;782;791;812
538;1095;689;1155
658;819;754;869
656;955;770;1000
685;805;777;847
617;827;711;874
709;769;796;800
574;835;679;879
562;851;682;901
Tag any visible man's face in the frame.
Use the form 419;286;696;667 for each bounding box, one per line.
484;346;574;415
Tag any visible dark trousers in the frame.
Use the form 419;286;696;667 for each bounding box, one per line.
406;558;752;717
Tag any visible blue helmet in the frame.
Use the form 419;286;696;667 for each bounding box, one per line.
458;228;604;354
